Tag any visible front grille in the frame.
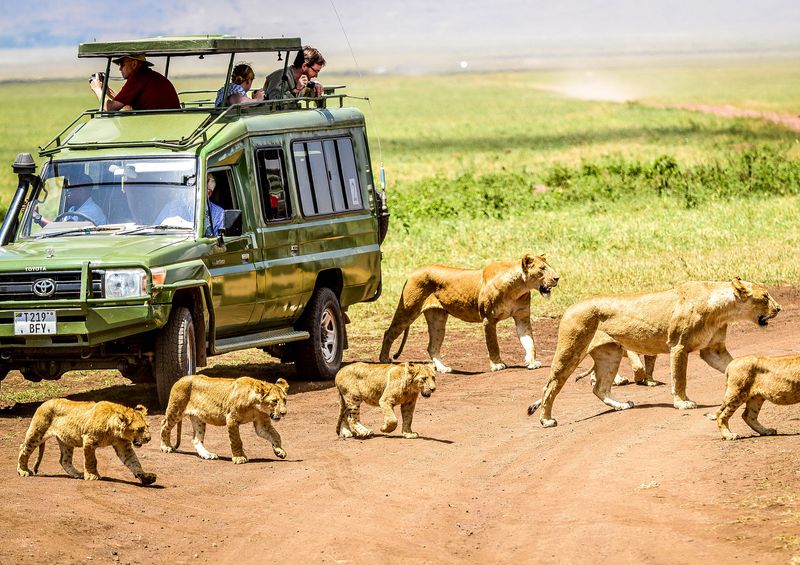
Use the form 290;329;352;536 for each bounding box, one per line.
0;270;104;301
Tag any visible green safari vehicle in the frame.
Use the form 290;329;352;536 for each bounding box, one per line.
0;36;389;406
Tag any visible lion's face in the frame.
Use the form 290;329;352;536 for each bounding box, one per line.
115;405;151;447
732;278;782;326
412;364;437;398
255;378;289;421
522;254;559;299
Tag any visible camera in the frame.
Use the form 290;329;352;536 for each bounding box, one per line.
88;72;105;84
307;80;318;91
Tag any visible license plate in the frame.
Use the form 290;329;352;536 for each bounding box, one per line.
14;311;56;335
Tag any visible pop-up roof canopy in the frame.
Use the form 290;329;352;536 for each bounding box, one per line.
78;35;302;58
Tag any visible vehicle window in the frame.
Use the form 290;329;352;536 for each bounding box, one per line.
22;157;197;237
255;148;292;221
292;137;363;217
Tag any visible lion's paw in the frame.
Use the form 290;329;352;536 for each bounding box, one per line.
490;362;507;372
200;451;219;460
138;472;157;485
381;420;398;433
433;361;452;373
339;427;353;439
760;428;777;436
17;468;32;477
273;447;287;459
84;472;101;481
540;418;558;428
674;399;697;410
722;432;740;441
613;374;630;386
160;445;175;453
615;400;635;410
402;432;419;439
232;455;248;465
526;360;542;370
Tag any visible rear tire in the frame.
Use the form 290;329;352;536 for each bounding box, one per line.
155;306;196;408
294;288;344;380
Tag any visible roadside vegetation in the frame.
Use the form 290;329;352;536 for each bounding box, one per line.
1;58;799;400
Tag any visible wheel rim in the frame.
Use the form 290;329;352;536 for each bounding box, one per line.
319;307;338;364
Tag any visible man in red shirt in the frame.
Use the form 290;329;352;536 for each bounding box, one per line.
90;54;180;111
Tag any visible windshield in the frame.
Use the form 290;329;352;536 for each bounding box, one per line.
19;157;197;238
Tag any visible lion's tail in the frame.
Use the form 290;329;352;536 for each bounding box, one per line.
574;364;595;382
392;327;410;360
335;389;346;436
32;442;45;474
527;399;542;416
174;419;182;450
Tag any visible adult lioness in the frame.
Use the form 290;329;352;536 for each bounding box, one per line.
17;399;156;485
161;375;288;464
380;254;559;372
712;354;800;440
529;278;781;427
335;362;436;439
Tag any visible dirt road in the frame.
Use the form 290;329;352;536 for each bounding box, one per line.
1;289;799;564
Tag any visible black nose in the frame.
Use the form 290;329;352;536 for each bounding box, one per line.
554;276;560;282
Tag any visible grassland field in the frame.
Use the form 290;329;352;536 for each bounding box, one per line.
1;57;799;337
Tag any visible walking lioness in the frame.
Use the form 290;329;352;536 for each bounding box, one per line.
380;254;559;372
529;278;781;427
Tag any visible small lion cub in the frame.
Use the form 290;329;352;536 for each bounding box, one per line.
161;375;289;464
714;354;800;440
17;399;156;485
335;362;436;439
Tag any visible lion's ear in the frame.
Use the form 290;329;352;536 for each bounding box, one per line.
275;378;289;394
732;277;750;299
110;413;129;434
134;404;148;417
521;254;535;271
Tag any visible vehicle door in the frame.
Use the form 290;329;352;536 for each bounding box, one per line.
251;141;305;327
202;153;259;337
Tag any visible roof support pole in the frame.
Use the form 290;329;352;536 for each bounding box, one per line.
222;53;235;106
99;57;112;112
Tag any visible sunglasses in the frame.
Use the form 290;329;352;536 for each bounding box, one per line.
305;65;322;74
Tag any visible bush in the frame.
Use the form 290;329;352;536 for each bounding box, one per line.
391;145;800;223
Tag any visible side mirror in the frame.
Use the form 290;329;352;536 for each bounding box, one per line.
216;209;242;245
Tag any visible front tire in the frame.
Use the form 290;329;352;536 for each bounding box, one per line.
294;288;344;380
155;306;196;408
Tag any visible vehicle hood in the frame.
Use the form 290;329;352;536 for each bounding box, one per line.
0;234;194;266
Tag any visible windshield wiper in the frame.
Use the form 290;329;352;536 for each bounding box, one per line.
117;224;194;235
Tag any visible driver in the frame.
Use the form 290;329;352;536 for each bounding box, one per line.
33;174;106;227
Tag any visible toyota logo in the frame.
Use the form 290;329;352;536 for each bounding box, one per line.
32;278;56;298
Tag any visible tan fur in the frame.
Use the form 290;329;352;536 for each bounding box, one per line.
160;375;289;464
17;399;155;485
575;345;659;387
713;354;800;440
335;362;436;439
529;278;782;427
379;254;559;372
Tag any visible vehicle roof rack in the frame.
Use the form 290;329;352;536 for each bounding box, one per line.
77;35;302;58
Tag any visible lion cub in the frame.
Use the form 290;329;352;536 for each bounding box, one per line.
17;399;156;485
335;362;436;439
161;375;289;464
714;354;800;440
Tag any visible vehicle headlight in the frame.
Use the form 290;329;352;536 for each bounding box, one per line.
105;268;147;298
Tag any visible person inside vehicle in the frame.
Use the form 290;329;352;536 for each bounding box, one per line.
205;172;225;235
263;46;325;101
33;173;106;227
89;54;180;111
215;63;265;107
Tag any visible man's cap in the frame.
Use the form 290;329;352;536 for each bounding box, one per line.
111;54;154;67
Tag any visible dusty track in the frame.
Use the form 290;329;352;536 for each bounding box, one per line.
1;288;799;564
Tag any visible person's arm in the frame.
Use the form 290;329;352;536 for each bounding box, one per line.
89;76;128;111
